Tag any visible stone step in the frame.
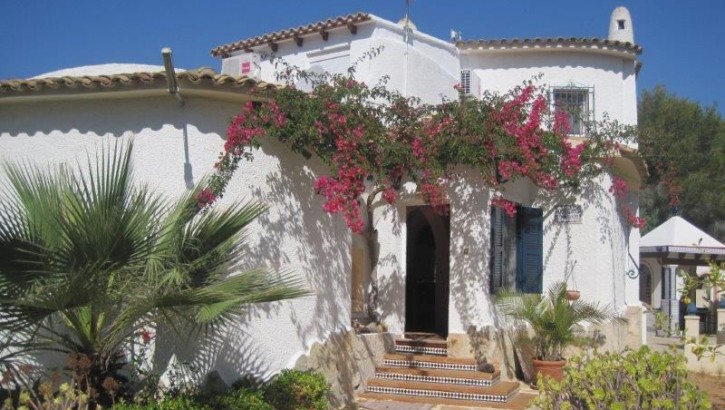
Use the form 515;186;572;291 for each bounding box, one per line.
403;332;446;341
375;365;500;387
358;390;537;410
365;378;520;404
395;338;448;356
384;353;478;371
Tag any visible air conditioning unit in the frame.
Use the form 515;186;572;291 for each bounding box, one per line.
221;53;262;79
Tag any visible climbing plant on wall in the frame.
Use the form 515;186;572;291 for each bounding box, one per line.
199;59;643;236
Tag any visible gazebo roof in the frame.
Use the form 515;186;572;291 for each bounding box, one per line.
640;216;725;265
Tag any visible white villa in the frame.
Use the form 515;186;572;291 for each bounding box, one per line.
0;6;647;407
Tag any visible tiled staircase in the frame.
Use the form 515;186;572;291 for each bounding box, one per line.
358;334;535;409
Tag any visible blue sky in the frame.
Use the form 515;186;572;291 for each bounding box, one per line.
2;1;723;114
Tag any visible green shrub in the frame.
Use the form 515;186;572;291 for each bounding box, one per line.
264;369;329;410
213;388;272;410
110;402;135;410
6;381;92;410
112;396;212;410
534;346;711;409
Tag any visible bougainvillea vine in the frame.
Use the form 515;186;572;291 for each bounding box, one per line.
610;175;647;229
198;62;642;234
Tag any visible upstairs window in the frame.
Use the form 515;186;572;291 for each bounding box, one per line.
460;70;471;95
490;205;543;294
552;87;594;135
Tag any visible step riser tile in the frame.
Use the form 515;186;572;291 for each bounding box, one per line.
375;372;498;387
366;386;516;403
395;345;448;356
384;358;477;371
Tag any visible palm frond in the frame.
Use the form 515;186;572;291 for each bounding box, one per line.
0;141;308;379
150;181;267;289
190;268;309;323
496;281;626;360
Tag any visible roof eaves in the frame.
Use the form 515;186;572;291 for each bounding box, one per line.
210;12;373;57
456;37;643;56
0;68;277;103
641;245;725;254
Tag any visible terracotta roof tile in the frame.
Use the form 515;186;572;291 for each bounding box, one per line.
457;37;642;55
210;12;372;57
0;67;276;98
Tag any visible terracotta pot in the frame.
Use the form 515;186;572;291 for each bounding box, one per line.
532;358;567;382
565;290;581;301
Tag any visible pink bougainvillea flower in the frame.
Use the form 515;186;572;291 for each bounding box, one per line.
491;197;517;217
202;73;644;232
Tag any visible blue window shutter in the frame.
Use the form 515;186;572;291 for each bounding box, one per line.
490;207;505;293
517;207;543;293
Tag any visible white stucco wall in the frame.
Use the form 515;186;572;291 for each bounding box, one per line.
370;173;501;336
227;18;459;105
365;21;459;104
0;95;352;383
461;50;638;126
2;12;644;375
372;170;639;340
248;22;645;341
453;48;643;344
644;259;664;309
538;173;640;309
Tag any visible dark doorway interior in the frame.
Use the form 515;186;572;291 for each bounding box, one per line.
639;264;652;306
405;206;450;337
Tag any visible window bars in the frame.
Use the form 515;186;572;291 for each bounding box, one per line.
551;86;595;135
460;70;471;95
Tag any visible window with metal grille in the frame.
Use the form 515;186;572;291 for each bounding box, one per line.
552;87;594;135
460;70;471;95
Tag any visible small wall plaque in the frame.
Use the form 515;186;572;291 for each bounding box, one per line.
555;205;582;223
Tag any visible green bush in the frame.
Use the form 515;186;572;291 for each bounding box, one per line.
109;370;328;410
112;396;212;410
264;369;329;410
534;346;711;409
213;388;272;410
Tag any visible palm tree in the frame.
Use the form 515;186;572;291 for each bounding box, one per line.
0;142;308;403
496;282;625;362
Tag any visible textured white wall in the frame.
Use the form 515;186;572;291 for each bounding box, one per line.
3;18;642;365
367;20;459;103
458;48;643;336
538;174;639;314
644;258;663;309
462;51;638;125
372;170;638;338
230;19;459;105
0;96;351;383
222;29;643;335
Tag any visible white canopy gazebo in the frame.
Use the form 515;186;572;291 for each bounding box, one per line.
640;216;725;333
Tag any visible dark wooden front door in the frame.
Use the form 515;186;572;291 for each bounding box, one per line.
405;206;450;337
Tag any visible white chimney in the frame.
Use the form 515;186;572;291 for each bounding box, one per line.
609;6;634;43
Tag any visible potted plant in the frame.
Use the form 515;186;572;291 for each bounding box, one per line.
565;289;581;301
496;281;625;383
564;263;580;301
